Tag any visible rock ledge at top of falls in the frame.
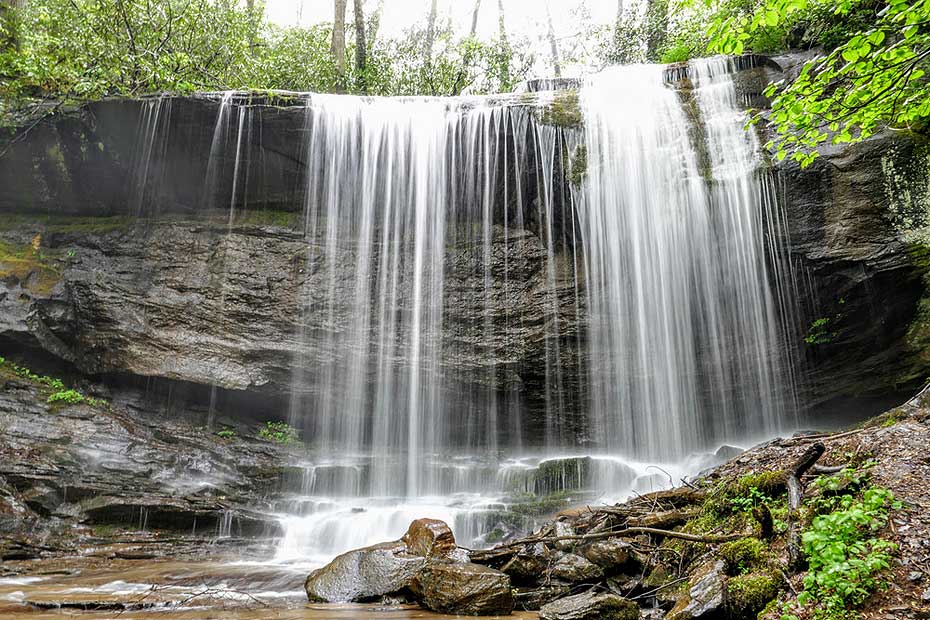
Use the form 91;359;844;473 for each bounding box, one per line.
303;518;513;611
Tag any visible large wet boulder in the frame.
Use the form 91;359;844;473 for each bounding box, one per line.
582;539;637;573
413;562;514;616
304;540;426;603
539;591;640;620
551;552;604;583
499;541;551;585
402;517;458;560
666;560;727;620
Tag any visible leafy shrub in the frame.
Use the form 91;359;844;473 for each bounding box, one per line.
47;389;85;405
791;487;899;620
216;427;237;439
258;421;300;445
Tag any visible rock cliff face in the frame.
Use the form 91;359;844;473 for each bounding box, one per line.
1;57;929;439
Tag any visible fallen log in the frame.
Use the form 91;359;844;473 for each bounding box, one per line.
787;442;825;570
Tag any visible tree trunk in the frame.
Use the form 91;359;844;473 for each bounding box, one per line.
424;0;438;61
545;3;561;78
470;0;481;37
645;0;669;62
353;0;367;93
497;0;510;87
332;0;348;91
0;0;21;53
368;0;385;48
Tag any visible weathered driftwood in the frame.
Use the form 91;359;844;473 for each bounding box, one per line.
787;442;825;569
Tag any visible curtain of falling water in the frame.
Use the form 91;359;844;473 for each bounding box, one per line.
576;59;795;461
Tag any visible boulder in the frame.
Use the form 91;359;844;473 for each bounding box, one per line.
402;517;457;560
582;538;636;573
667;560;727;620
304;540;426;603
553;520;576;551
515;585;572;611
501;541;550;584
551;552;604;583
714;445;744;460
539;591;640;620
413;562;514;616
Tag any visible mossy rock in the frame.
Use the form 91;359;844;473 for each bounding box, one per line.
0;239;61;295
717;538;769;576
539;91;583;130
733;471;786;497
725;571;781;619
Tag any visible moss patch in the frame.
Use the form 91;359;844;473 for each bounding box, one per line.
726;572;781;618
236;209;302;229
718;538;769;575
540;91;583;130
0;239;61;295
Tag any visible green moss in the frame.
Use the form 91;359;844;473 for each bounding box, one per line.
718;538;768;575
0;214;133;234
0;239;61;295
568;144;587;186
508;490;573;517
236;209;301;229
540;91;583;130
643;563;673;588
726;572;781;619
734;471;786;497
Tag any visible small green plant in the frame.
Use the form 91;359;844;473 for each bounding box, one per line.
216;427;237;439
805;317;837;345
788;487;899;620
730;486;769;514
47;389;85;405
258;421;300;444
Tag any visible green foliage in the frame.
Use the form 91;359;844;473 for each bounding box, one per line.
703;0;930;166
47;389;84;405
216;427;237;439
0;0;533;108
788;487;900;620
258;421;300;444
730;485;770;513
2;357;106;408
805;317;836;344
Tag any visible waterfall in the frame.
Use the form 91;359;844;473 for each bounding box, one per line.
576;59;795;460
125;59;797;562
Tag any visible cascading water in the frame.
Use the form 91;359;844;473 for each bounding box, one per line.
577;58;796;461
127;58;798;566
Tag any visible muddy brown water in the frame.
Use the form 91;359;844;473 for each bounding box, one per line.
0;558;537;619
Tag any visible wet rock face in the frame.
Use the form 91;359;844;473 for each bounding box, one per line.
538;591;641;620
0;217;582;445
666;560;726;620
413;562;514;616
304;540;427;603
775;132;930;416
402;518;463;561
